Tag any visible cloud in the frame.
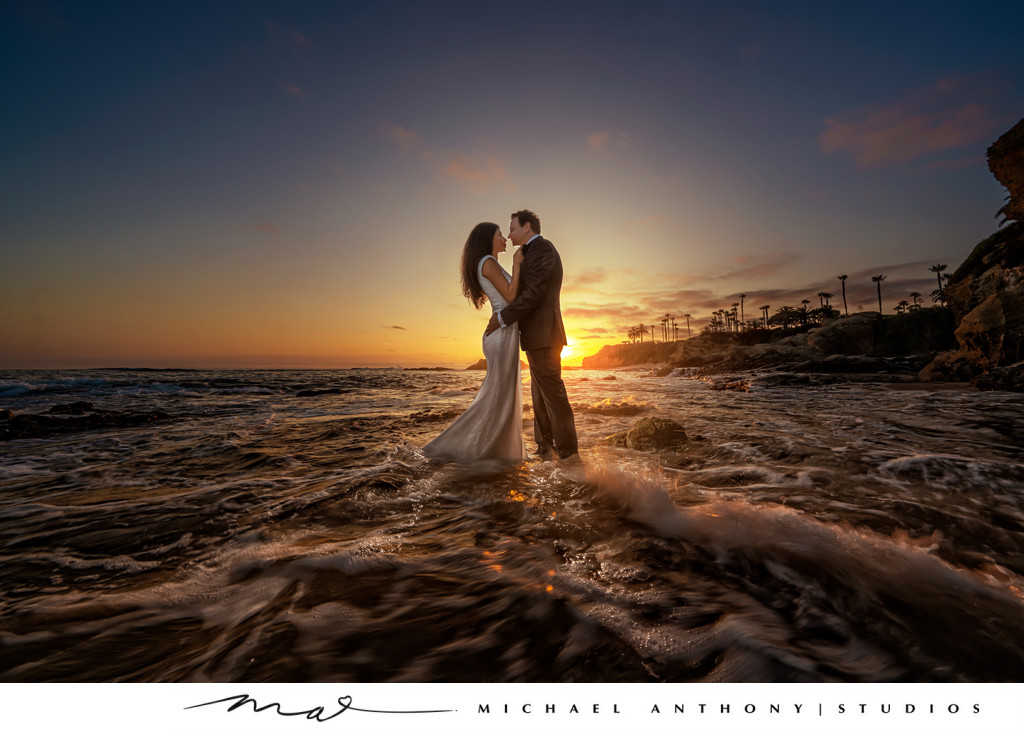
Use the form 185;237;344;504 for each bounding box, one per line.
563;303;648;322
434;153;514;194
562;268;637;296
246;222;279;234
266;21;314;52
380;122;423;151
588;131;630;153
722;252;800;280
588;132;611;152
675;252;800;284
818;74;1006;168
387;325;407;330
924;156;986;172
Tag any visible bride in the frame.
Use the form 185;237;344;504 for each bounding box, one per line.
423;222;526;462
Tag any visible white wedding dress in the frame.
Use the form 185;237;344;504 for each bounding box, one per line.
423;255;526;463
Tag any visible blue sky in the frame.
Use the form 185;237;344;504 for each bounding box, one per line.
2;1;1022;367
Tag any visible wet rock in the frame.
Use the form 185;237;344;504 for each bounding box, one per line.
48;401;95;415
605;417;688;450
806;312;878;355
0;409;13;420
973;362;1024;392
921;222;1024;389
579;398;650;416
703;378;750;391
1;403;171;441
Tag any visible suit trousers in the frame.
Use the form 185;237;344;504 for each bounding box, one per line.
525;346;578;458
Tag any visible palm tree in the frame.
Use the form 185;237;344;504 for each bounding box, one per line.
837;274;848;315
819;291;832;317
895;300;910;314
771;305;800;330
760;304;770;328
683;313;691;339
739;294;746;324
817;291;826;309
670;315;676;341
731;303;739;333
910;291;922;310
872;275;886;313
929;264;947;295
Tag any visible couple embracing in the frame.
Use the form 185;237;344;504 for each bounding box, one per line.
424;209;579;464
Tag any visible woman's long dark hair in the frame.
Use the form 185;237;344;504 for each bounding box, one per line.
460;222;498;309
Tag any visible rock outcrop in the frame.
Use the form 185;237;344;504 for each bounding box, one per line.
1;402;171;441
685;310;954;375
989;117;1024;223
920;223;1024;388
582;309;954;374
466;358;528;370
605;417;688;450
581;341;691;369
919;116;1024;390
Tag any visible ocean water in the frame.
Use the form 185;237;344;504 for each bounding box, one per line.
1;367;1023;682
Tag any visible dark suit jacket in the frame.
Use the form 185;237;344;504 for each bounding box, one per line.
499;236;567;352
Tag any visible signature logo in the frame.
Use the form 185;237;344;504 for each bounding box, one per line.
186;694;455;723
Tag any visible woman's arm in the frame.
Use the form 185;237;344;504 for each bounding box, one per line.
481;257;520;302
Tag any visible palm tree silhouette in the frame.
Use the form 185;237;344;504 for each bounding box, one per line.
760;304;770;328
670;315;676;341
895;300;910;314
684;313;691;339
837;274;848;315
929;264;947;295
872;275;886;313
910;291;922;309
739;294;746;324
731;303;739;333
817;291;826;309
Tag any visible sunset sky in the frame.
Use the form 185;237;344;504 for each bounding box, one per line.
3;1;1023;368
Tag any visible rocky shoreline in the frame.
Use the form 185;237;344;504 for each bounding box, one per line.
583;117;1024;392
583;307;957;377
0;401;171;441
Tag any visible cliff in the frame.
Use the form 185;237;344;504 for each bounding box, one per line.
989;117;1024;223
920;222;1024;389
581;341;689;369
919;117;1024;391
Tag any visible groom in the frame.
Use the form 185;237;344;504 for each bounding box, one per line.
486;209;579;461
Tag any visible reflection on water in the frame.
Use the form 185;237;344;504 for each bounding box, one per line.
1;367;1023;681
